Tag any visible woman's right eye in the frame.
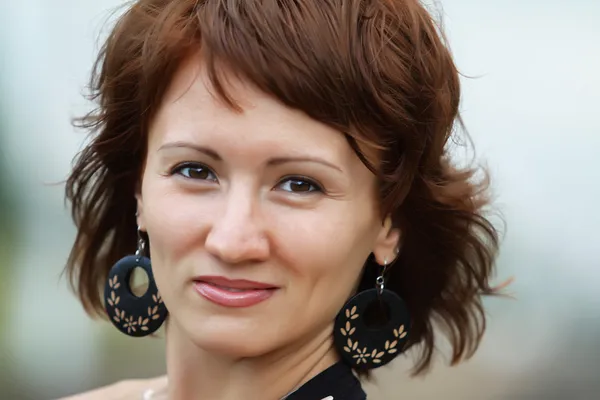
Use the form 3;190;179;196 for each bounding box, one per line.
171;163;218;182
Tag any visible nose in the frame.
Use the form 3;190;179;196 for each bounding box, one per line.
204;188;270;264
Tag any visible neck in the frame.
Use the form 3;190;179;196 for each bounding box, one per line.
162;319;340;400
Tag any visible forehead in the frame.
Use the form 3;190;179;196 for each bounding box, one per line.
148;56;359;163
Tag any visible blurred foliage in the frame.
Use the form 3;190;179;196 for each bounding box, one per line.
0;106;16;396
0;106;18;335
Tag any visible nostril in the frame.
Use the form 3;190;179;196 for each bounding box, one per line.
205;226;270;263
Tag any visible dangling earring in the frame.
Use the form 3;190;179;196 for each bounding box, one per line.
103;226;167;337
333;258;410;369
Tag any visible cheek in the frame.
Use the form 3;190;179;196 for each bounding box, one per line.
140;183;211;278
272;202;377;303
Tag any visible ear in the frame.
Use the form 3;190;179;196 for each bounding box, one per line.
135;191;146;231
372;215;401;265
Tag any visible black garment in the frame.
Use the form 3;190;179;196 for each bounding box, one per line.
285;362;367;400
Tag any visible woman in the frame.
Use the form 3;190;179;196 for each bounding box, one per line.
63;0;502;399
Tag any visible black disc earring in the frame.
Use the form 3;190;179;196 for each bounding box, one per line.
333;259;410;370
103;227;167;337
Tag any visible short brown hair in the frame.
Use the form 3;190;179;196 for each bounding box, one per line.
66;0;501;376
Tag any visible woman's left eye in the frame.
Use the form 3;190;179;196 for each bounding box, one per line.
276;177;322;193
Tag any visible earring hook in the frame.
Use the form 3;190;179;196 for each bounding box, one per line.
135;226;146;259
376;258;388;295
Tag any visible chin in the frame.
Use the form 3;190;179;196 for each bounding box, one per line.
181;316;280;358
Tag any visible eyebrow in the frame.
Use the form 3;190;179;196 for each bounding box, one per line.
268;156;342;172
159;142;221;160
158;141;343;172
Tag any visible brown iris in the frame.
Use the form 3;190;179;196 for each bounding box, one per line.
289;179;312;192
186;166;211;180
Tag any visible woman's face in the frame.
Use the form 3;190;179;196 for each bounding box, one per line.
137;57;399;357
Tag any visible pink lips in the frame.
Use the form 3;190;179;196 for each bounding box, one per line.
193;276;278;308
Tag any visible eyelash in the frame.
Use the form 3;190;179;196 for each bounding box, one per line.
276;175;324;194
169;162;324;194
170;162;218;182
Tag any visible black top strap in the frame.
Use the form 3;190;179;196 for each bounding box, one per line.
285;362;367;400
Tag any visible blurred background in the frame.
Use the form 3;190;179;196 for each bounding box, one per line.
0;0;598;399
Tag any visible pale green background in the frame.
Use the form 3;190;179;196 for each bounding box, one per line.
0;1;598;399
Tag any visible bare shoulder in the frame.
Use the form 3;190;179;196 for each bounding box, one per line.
58;376;167;400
